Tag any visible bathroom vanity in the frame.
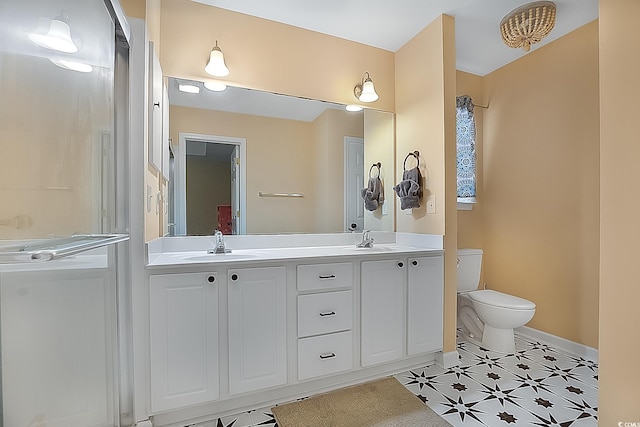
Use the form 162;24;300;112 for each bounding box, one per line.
145;232;444;426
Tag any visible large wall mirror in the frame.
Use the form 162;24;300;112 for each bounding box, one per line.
166;77;395;236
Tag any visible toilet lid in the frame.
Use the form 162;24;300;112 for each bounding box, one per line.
469;290;535;310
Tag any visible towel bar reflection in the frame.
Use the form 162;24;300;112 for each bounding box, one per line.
258;192;304;198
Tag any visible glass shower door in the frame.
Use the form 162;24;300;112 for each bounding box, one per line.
0;0;129;425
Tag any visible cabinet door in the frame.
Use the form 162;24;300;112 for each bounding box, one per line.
361;259;405;366
149;272;219;413
228;266;287;394
407;256;444;356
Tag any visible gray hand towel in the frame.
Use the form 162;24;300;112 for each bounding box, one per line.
393;167;422;210
361;176;383;211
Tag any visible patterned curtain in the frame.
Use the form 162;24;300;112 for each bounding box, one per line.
456;95;476;199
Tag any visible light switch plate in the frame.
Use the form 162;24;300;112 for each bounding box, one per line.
427;195;436;214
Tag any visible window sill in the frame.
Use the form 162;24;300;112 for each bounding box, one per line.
457;197;476;211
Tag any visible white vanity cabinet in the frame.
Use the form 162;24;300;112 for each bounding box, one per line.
361;259;406;366
296;262;354;380
228;266;287;394
149;272;220;413
361;255;444;366
407;256;444;355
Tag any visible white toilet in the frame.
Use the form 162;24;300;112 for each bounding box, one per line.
457;249;536;353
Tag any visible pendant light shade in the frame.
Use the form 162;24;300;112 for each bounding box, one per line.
29;13;78;53
205;41;229;77
354;72;379;103
500;1;557;52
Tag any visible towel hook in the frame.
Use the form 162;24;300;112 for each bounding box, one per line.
403;151;420;171
368;162;381;178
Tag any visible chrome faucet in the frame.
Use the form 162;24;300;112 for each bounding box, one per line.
208;230;230;254
356;230;374;248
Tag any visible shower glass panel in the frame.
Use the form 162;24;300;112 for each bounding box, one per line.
0;0;129;426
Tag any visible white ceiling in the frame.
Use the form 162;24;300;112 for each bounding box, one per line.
192;0;598;76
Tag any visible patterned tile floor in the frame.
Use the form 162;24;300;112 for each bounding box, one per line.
191;330;598;427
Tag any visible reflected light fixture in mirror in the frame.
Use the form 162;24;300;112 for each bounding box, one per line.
204;80;227;92
205;40;230;77
50;59;92;73
354;72;379;102
178;83;200;93
346;104;363;112
29;11;79;53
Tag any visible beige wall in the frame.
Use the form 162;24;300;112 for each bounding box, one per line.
312;109;364;233
159;0;395;112
364;109;395;232
599;0;640;422
456;71;485;251
186;156;231;236
480;21;600;348
171;105;363;234
0;53;112;240
395;15;458;352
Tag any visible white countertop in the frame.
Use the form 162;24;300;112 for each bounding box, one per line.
147;244;443;268
146;232;444;269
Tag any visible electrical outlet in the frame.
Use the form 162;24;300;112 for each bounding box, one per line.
426;195;436;214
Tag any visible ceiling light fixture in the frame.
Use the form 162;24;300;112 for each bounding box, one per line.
29;11;78;53
354;72;379;103
204;40;230;77
500;1;557;52
204;81;227;92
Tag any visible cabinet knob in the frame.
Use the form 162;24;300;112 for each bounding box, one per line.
397;262;404;268
207;275;216;283
230;273;238;281
412;260;418;266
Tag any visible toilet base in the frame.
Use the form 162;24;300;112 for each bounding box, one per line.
481;324;516;354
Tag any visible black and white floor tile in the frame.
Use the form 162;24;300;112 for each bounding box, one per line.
189;330;597;427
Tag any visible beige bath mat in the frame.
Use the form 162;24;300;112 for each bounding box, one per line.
271;376;452;427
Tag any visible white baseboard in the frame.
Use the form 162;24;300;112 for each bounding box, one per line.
135;420;153;427
516;326;598;361
436;350;460;369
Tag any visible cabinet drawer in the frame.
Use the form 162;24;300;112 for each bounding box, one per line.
298;331;353;380
298;290;352;338
297;262;353;291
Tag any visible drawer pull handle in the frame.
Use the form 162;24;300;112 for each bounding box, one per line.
318;274;336;280
319;311;336;317
319;352;336;360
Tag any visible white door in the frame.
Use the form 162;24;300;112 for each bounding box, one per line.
407;256;444;356
361;259;405;366
149;272;220;412
228;266;287;394
344;137;364;232
230;145;240;234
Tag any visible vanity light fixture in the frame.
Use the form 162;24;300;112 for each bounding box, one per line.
354;72;379;103
204;40;230;77
500;1;556;52
29;11;79;53
50;59;92;73
346;104;363;112
178;83;200;94
204;80;227;92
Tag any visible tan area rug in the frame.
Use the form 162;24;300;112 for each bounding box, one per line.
271;377;452;427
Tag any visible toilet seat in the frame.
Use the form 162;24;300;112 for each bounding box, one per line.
468;289;535;310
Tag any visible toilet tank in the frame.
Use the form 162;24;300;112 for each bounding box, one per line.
457;249;483;292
